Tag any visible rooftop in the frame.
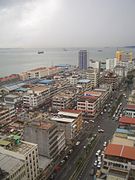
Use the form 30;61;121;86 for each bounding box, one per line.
51;116;75;123
119;116;135;125
78;79;91;84
126;104;135;110
0;153;24;176
59;109;82;117
84;91;102;97
39;79;55;84
79;95;99;103
105;144;135;161
111;136;134;147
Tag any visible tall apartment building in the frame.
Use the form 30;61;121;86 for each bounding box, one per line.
24;120;65;159
86;68;99;87
103;71;118;90
0;105;16;128
106;58;116;70
78;50;88;70
0;136;39;180
51;109;83;144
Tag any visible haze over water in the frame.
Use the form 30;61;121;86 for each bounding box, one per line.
0;47;135;77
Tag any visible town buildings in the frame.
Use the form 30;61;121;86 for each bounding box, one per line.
106;58;116;70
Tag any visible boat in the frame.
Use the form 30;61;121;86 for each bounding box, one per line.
38;51;44;54
98;49;102;52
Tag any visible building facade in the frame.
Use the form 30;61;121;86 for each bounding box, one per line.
78;50;88;70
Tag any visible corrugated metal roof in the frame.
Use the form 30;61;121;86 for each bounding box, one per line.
105;144;135;160
119;116;135;125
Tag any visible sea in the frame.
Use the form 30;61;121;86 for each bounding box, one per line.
0;47;135;77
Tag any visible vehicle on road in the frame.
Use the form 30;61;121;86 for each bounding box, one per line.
98;129;104;133
76;141;80;146
94;160;98;166
60;160;65;165
90;120;94;123
103;141;107;147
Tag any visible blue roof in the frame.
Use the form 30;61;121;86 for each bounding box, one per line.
39;79;54;84
78;79;91;83
16;87;28;92
116;128;134;135
55;64;71;67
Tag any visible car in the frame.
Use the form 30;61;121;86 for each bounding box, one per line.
97;164;101;169
76;141;80;146
64;155;69;160
103;141;107;147
98;156;101;162
68;149;73;154
96;150;101;156
94;160;98;166
60;160;65;165
90;120;94;123
101;112;103;115
98;129;104;133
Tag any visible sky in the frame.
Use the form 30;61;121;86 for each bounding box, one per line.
0;0;135;48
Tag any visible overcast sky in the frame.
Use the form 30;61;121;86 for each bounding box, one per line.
0;0;135;48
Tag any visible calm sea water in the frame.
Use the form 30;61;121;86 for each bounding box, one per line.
0;47;135;77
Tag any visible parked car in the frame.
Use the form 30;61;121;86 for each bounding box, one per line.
76;141;80;146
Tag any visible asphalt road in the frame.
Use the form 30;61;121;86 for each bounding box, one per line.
50;85;130;180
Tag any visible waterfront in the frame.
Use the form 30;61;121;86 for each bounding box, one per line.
1;47;135;77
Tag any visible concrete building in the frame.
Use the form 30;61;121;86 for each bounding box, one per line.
0;137;39;180
78;50;88;70
51;109;83;144
114;65;126;77
103;71;119;90
89;60;100;70
52;90;75;110
77;79;92;91
4;94;21;106
0;153;26;180
77;95;99;117
86;68;99;88
23;85;50;108
106;58;116;70
67;76;79;85
24;120;65;159
124;104;135;118
102;143;135;180
0;105;16;128
116;50;132;62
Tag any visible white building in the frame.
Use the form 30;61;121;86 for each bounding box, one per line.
86;68;99;87
89;60;100;70
67;76;79;85
106;58;116;70
0;138;39;180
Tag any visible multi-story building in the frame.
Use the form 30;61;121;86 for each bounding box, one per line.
114;65;126;77
77;95;99;117
4;94;21;106
116;50;132;62
102;143;135;180
124;104;135;118
0;153;26;180
89;59;100;70
24;120;65;159
78;50;88;70
67;76;79;85
103;71;119;90
0;136;39;180
23;85;50;108
86;68;99;87
106;58;116;70
52;90;75;110
77;79;92;91
51;109;83;144
0;105;16;128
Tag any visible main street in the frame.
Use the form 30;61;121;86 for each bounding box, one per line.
51;84;130;180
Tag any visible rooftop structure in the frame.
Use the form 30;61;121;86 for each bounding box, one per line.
119;116;135;125
105;144;135;161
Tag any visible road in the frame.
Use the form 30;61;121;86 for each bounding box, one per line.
50;85;130;180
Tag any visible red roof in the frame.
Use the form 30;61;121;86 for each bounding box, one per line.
105;144;135;160
60;109;82;114
127;104;135;110
119;116;135;125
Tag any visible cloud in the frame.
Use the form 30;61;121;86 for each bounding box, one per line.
0;0;135;47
